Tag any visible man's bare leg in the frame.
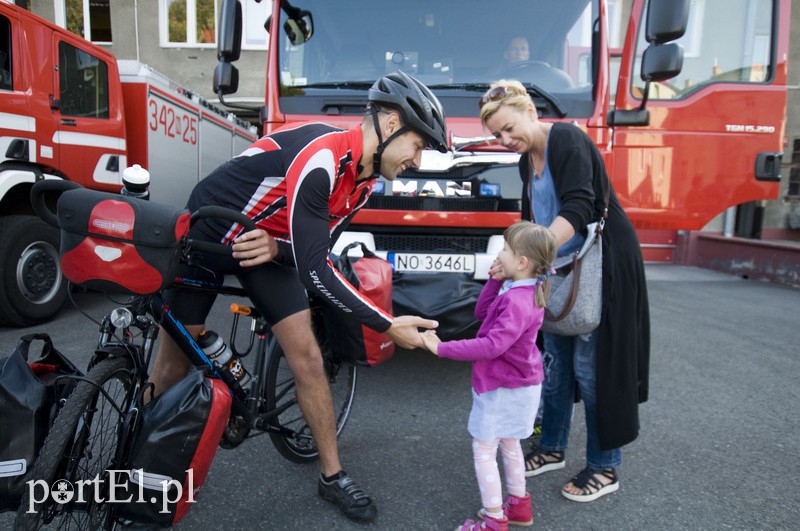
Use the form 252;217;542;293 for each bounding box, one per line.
148;324;204;398
272;310;376;522
271;310;341;476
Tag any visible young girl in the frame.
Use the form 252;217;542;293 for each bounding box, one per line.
421;221;557;531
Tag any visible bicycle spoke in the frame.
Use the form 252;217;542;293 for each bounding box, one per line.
265;341;357;463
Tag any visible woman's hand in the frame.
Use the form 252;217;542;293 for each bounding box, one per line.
232;229;278;267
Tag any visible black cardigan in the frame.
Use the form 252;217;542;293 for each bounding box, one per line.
519;122;650;451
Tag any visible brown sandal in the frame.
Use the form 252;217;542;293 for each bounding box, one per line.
561;467;619;502
523;450;565;477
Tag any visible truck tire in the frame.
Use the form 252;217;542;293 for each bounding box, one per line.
0;215;68;326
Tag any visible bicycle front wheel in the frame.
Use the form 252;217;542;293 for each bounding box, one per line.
264;343;357;463
15;356;134;531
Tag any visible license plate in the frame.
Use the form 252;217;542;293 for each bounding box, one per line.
389;253;475;273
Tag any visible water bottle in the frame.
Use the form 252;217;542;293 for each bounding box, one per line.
121;164;150;200
197;329;251;389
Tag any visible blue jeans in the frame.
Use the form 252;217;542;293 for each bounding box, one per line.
539;329;622;470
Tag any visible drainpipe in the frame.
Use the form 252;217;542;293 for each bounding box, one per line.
134;0;141;62
723;206;736;237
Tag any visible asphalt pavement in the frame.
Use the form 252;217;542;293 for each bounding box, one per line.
1;264;798;530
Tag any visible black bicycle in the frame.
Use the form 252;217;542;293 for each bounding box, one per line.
15;180;358;530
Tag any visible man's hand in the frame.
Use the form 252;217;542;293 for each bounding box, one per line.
386;315;439;350
232;229;278;267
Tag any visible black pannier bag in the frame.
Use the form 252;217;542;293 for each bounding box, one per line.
392;272;483;339
56;187;191;295
0;333;81;511
114;368;231;527
322;242;395;366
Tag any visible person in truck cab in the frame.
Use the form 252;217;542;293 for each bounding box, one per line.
504;36;530;65
149;71;448;523
490;36;531;78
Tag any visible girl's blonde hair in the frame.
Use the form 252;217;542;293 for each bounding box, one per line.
503;221;558;308
479;79;534;125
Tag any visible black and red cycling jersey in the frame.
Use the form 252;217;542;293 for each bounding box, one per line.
188;122;393;333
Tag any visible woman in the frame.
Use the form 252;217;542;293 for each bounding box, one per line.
478;80;650;502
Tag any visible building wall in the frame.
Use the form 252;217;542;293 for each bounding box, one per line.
25;0;800;234
29;0;266;102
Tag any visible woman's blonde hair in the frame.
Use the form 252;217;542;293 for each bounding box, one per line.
479;79;534;125
503;221;558;308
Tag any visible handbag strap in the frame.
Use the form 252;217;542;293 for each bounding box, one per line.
597;170;611;235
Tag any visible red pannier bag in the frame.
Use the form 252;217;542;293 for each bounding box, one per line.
114;368;231;526
322;242;395;366
56;188;190;295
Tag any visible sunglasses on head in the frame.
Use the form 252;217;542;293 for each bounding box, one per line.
479;86;514;109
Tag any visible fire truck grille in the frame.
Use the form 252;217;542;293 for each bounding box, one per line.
364;196;499;212
373;235;490;253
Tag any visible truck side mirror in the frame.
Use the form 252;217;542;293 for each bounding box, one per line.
641;42;684;82
217;0;242;62
213;62;239;96
284;10;313;46
266;8;314;46
646;0;690;44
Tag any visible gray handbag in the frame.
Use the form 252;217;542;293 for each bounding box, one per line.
540;222;603;336
540;172;610;336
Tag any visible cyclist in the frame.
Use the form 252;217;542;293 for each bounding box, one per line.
149;71;446;523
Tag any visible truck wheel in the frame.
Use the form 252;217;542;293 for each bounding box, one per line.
0;215;68;326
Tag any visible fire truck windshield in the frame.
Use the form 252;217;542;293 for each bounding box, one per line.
277;0;599;119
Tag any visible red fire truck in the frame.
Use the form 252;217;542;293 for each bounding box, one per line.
217;0;789;329
0;2;257;326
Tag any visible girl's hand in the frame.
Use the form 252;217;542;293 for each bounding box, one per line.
488;258;506;281
420;330;441;356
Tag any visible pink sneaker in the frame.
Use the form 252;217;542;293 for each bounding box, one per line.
503;493;533;526
457;512;509;531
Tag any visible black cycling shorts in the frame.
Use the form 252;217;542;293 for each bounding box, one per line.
164;228;309;327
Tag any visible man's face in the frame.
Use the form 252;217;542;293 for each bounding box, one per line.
505;37;529;63
379;130;426;180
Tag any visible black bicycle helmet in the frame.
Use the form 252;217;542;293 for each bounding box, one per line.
367;71;448;174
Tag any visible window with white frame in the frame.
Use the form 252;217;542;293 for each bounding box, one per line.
58;0;112;44
158;0;270;49
160;0;218;47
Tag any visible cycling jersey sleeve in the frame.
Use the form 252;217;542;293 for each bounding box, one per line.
288;167;393;333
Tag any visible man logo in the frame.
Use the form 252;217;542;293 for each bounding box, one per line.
51;479;74;504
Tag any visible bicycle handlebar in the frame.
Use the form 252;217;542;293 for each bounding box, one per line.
188;206;258;255
30;179;81;228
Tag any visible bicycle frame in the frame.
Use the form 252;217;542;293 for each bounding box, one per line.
92;277;300;441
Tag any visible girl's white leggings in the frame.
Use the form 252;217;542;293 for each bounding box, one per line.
472;437;526;509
